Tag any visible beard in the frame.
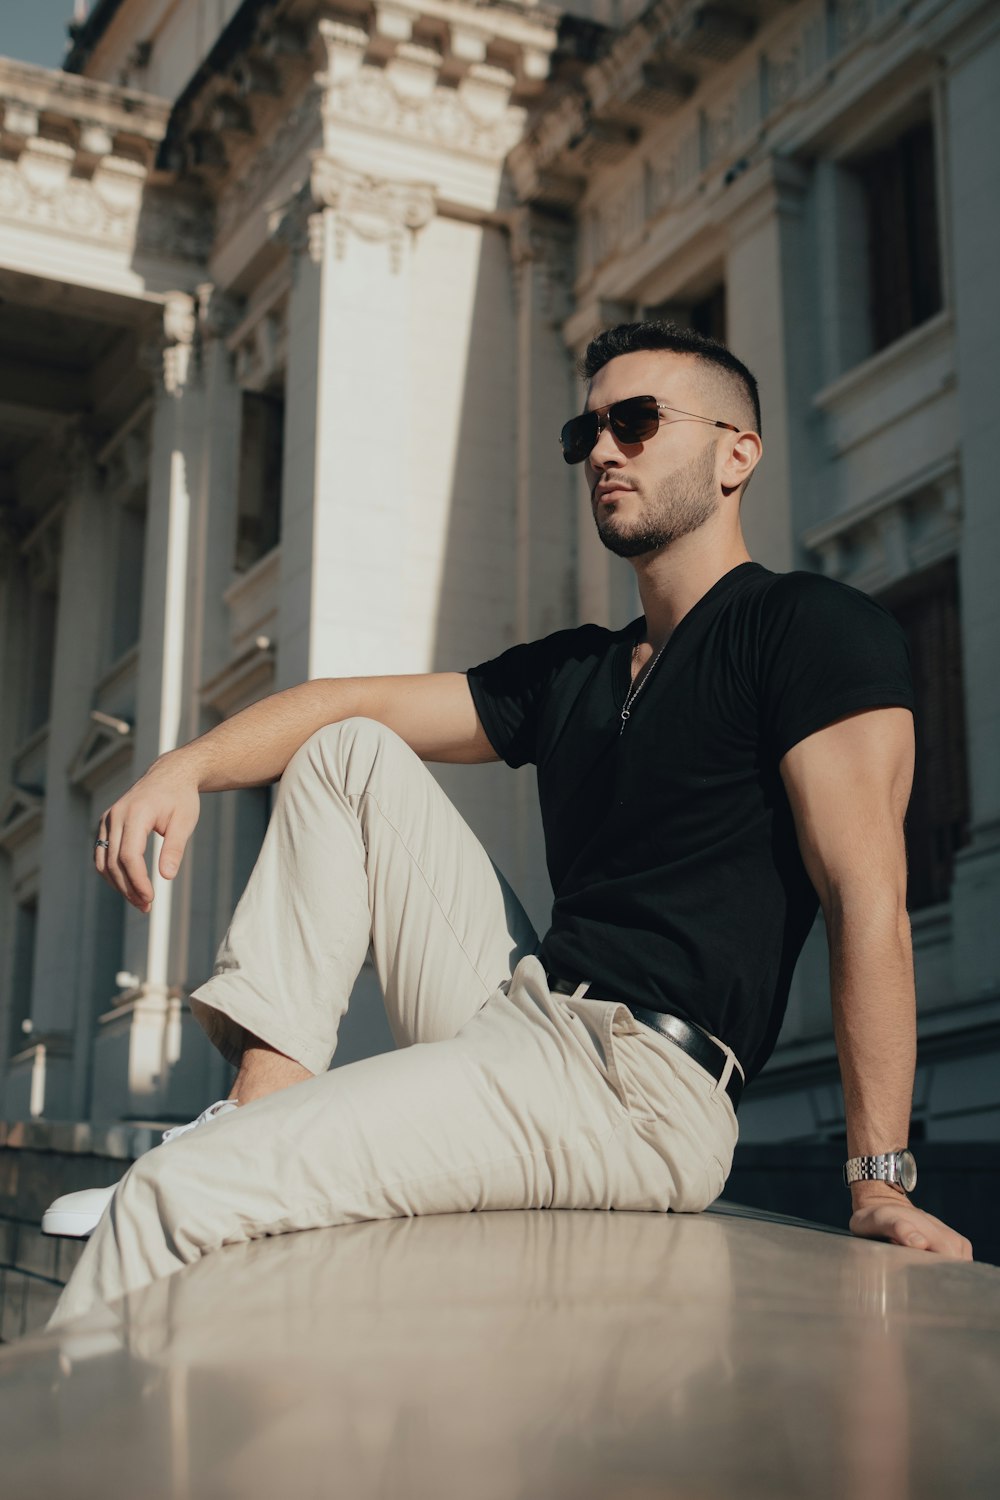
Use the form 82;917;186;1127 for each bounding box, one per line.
593;443;719;559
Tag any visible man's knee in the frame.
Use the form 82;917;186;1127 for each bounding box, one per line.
285;717;411;790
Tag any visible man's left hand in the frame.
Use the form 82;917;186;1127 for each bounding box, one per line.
849;1187;973;1260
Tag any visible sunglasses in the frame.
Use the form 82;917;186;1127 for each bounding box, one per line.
559;395;740;465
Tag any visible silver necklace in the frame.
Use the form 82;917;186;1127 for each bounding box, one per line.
620;635;670;734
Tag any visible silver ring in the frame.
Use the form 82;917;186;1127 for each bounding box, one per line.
94;839;110;850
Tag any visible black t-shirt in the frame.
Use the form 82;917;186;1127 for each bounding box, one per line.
466;562;914;1083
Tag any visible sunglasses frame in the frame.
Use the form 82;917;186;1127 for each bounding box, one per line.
559;395;741;465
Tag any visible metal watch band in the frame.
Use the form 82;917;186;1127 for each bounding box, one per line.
843;1150;916;1193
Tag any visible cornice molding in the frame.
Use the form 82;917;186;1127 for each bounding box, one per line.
513;0;933;225
317;17;531;166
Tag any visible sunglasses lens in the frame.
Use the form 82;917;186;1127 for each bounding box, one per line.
560;413;597;465
609;396;660;445
559;397;661;464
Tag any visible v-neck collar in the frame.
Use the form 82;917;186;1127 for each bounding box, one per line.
613;561;763;707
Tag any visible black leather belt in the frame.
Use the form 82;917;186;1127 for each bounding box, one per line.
547;974;743;1112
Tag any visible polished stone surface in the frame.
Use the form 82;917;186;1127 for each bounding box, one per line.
2;1203;999;1499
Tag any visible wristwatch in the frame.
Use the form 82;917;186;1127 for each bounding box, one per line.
843;1149;917;1194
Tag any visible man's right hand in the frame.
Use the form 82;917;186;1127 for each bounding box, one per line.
94;754;201;912
92;671;497;910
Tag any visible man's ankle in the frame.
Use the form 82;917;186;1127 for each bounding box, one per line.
231;1035;313;1104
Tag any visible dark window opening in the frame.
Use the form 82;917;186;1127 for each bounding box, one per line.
880;558;970;910
24;583;58;739
689;284;727;345
235;391;285;572
857;117;942;354
110;500;147;659
8;896;38;1057
644;282;726;345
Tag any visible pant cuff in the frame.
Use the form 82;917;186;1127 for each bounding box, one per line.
189;973;334;1076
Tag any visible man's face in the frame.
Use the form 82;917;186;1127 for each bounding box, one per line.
583;351;726;560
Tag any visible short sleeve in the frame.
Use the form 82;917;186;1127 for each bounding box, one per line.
757;573;914;763
467;632;577;768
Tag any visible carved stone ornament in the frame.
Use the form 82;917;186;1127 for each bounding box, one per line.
161;291;197;394
307;155;436;272
322;56;527;162
0;151;137;246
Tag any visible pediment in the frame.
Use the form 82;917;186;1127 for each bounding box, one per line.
0;785;44;854
68;720;134;793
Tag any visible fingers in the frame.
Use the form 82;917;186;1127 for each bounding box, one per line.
117;814;156;910
93;813;110;877
95;803;154;911
850;1201;974;1261
93;778;201;911
158;804;198;881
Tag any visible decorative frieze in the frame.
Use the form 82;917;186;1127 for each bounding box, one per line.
309;155;436;272
321;48;528;163
0;57;176;264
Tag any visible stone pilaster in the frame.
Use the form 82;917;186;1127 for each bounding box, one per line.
274;154;436;688
715;156;814;572
12;432;105;1118
941;11;1000;1003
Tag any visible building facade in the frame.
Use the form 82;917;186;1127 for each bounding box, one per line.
1;0;998;1165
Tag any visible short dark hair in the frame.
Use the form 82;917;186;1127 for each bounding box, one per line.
579;321;761;437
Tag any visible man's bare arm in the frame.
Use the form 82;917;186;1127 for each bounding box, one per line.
780;706;972;1260
96;672;496;910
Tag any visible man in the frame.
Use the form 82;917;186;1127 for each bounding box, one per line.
47;322;970;1325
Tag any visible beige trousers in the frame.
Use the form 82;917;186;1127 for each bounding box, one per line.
51;719;740;1326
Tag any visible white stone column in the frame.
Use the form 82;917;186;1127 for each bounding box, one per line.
275;157;435;688
90;295;213;1120
942;15;1000;1001
173;289;244;1003
716;157;813;572
16;437;106;1118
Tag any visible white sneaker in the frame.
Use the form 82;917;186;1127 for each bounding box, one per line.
41;1099;239;1239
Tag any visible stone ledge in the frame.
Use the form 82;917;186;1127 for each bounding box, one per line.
0;1117;165;1159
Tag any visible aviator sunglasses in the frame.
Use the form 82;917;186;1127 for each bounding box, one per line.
559;395;740;465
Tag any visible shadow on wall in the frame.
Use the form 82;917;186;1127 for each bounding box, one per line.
425;200;577;938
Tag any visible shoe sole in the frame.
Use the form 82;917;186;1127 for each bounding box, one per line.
41;1211;101;1239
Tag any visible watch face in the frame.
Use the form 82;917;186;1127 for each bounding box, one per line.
899;1150;917;1193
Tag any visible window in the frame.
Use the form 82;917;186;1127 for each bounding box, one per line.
645;281;726;344
880;559;970;910
857;117;942;353
689;284;727;344
8;896;37;1057
23;579;58;738
109;498;147;659
235;391;285;572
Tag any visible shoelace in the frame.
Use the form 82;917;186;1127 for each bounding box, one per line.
161;1098;238;1144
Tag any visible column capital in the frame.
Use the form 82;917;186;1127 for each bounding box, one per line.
196;281;243;342
161;291;198;394
140;290;214;395
275;155;437;273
